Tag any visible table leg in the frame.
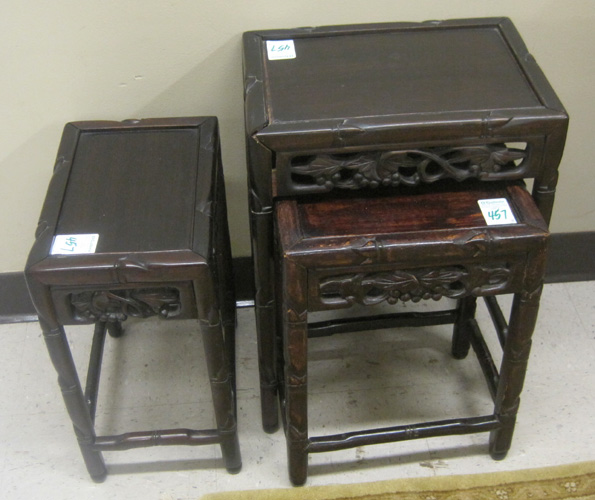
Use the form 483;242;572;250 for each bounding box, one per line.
489;286;541;459
281;259;309;486
195;276;242;473
452;296;477;359
215;159;237;337
41;319;107;482
251;209;279;432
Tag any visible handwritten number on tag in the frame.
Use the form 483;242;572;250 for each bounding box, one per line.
266;40;296;60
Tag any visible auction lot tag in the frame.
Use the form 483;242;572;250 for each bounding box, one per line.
266;40;296;60
478;199;517;225
51;234;99;255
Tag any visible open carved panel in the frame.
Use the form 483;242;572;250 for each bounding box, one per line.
315;263;514;309
282;143;530;194
70;287;183;323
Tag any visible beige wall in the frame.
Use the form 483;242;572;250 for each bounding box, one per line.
1;1;593;273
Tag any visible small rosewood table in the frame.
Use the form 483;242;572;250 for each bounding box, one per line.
25;117;241;481
243;17;568;432
275;181;549;485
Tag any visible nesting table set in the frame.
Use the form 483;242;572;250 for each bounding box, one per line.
243;17;567;485
25;18;567;484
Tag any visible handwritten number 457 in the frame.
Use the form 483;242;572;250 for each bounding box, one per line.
488;209;507;221
59;237;78;252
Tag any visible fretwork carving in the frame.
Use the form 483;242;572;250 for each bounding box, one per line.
71;288;182;322
290;144;527;190
319;265;511;307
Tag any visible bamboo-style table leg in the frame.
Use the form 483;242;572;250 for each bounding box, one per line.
251;208;279;433
452;296;477;359
195;275;242;473
41;319;107;482
490;287;542;459
281;259;309;486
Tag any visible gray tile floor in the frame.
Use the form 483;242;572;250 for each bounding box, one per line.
1;281;594;499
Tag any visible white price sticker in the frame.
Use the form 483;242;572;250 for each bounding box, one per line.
51;234;99;255
266;40;296;60
478;199;517;226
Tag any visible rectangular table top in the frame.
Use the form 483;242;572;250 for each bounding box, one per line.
57;126;199;253
26;117;220;286
39;117;217;255
276;181;548;251
244;18;567;150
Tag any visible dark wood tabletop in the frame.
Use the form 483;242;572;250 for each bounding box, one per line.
245;18;567;153
27;117;218;276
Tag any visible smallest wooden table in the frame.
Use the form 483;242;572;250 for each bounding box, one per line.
25;117;241;481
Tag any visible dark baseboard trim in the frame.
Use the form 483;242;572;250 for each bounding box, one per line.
0;272;38;324
544;232;595;283
2;233;593;324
